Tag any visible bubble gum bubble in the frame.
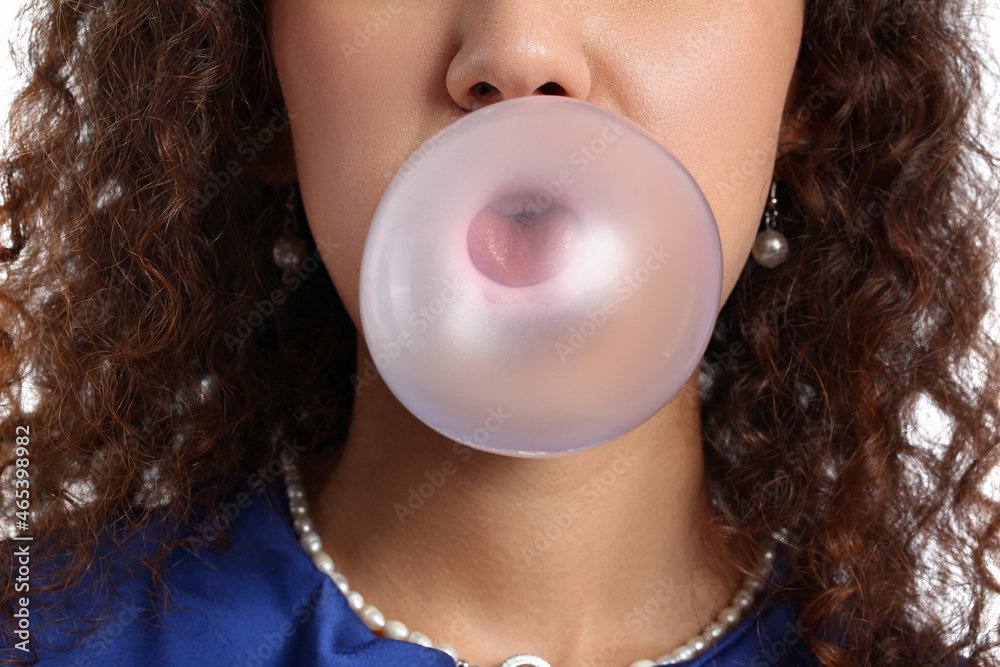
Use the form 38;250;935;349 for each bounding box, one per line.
359;96;722;457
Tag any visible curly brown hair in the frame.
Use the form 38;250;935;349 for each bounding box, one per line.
1;0;998;665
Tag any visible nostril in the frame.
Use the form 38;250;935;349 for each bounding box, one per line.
473;81;497;97
536;81;565;95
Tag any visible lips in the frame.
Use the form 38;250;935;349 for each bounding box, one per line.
467;195;581;287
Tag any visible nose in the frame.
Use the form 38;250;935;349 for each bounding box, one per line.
446;1;592;112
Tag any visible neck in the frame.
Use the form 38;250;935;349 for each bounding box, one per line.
305;344;752;667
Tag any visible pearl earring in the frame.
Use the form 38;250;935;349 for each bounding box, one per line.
751;179;790;269
272;183;309;271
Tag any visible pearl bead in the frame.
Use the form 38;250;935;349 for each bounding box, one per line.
293;517;314;534
743;575;764;593
383;620;409;640
289;500;309;518
300;531;323;555
330;572;350;595
658;645;693;663
407;631;433;647
629;661;656;667
703;621;726;640
273;233;310;271
285;484;305;500
435;644;458;661
734;589;756;611
751;229;789;268
717;606;740;625
311;551;336;574
359;604;386;630
684;635;707;653
346;590;364;611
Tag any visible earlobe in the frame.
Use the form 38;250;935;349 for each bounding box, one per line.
776;68;816;159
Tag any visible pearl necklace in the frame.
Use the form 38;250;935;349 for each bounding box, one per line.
281;460;776;667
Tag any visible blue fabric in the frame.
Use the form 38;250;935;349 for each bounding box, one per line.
29;472;820;666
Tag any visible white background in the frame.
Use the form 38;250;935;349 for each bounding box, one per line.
0;0;997;650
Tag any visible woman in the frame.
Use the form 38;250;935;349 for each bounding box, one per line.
1;0;998;665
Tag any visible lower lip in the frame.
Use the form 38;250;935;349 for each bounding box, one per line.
466;201;581;287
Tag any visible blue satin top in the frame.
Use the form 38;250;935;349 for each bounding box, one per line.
28;472;820;666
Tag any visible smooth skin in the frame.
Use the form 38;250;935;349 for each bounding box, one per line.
265;1;807;665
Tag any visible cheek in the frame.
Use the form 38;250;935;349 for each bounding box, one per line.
601;1;802;304
270;2;438;326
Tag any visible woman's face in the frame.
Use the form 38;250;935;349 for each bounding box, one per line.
268;0;806;328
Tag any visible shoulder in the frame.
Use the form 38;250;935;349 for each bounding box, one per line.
690;594;817;666
687;547;818;667
690;548;971;667
28;473;450;666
